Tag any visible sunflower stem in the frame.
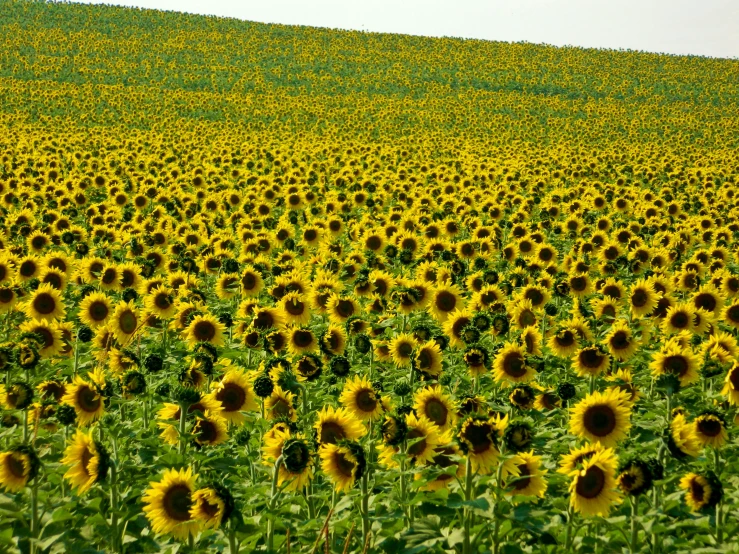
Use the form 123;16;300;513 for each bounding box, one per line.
72;329;80;376
23;408;29;444
110;463;120;552
267;455;284;553
229;519;239;554
462;455;474;554
29;476;38;554
178;402;188;456
630;495;639;553
589;374;596;395
564;504;574;551
361;468;370;545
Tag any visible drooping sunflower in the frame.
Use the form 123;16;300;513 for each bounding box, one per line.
185;314;225;348
24;282;65;322
520;327;542;356
504;451;547;500
680;472;723;513
62;430;110;494
190;486;233;530
603;320;638;362
428;283;465;322
142;467;201;540
413;385;457;432
493;343;534;384
319;441;366;492
389;333;417;368
568;448;620;517
0;446;40;493
456;415;501;475
628;278;660;318
414;340;443;377
693;411;728;448
340;375;383;422
667;413;701;459
110;300;139;345
649;339;701;387
212;369;258;424
61;369;106;426
572;345;610;377
570;389;632;448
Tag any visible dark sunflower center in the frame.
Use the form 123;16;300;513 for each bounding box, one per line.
512;464;532;491
571;277;586;291
196;419;217;443
120;271;135;288
576;465;606;499
0;288;13;303
697;417;722;437
77;386;101;413
163;484;193;522
6;453;26;478
396;342;413;358
286;300;305;316
118;311;137;334
43;274;63;289
610;331;629;350
417;349;433;369
304;230;317;242
272;398;291;417
583;405;616;437
466;350;484;366
435;291;457;313
90;301;109;321
580;348;604;368
366;236;381;250
603;285;621;299
20;261;37;277
463;422;493;453
217;383;246;412
335;300;355;318
556;330;575;348
670;312;689;328
201;498;220;517
101;269;117;285
334;451;356;477
503;352;526;377
424;398;448;426
254;311;274;329
81;447;94;477
293;330;313;348
663;355;688;376
355;389;377;413
406;428;428;457
33;293;56;315
694;293;716;312
193;321;216;341
631;289;648;308
524;289;543;306
155;294;171;309
690;480;705;502
320;421;346;444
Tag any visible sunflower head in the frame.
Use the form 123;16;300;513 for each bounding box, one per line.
0;445;41;492
191;484;235;529
503;421;533;452
616;457;655;496
680;471;723;512
381;413;408;447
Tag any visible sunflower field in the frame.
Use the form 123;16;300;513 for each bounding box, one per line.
1;1;739;553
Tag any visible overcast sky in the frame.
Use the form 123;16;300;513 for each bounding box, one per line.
72;0;739;59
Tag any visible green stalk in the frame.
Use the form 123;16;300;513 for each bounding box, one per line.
178;402;189;456
228;519;239;554
30;477;38;554
361;469;370;545
23;408;28;444
72;330;80;376
564;504;574;551
110;464;119;552
630;495;639;553
266;455;284;553
463;455;474;554
714;447;722;545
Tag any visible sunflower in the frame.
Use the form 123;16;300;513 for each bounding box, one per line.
404;413;442;465
572;345;610;377
693;411;728;448
314;405;367;445
567;272;593;298
428;283;465;322
20;318;63;358
146;286;176;319
61;369;106;426
0;284;18;313
547;325;579;358
193;411;229;446
190;487;232;529
442;309;473;348
558;443;605;475
570;389;632;448
520;327;542;356
212;369;258;424
327;294;359;325
721;362;739;405
456;415;502;474
691;285;725;317
389;333;417;367
600;278;625;301
263;431;314;491
591;297;618;322
264;385;297;422
649;339;700;387
568;448;620;517
110;300;139;345
661;303;695;335
534;389;561;411
319;441;366;492
78;292;112;329
279;292;312;326
24;282;65;322
340;375;383;421
320;325;347;356
250;307;285;331
628;278;660;318
0;446;40;493
185;314;225;348
413;385;457;432
680;472;722;512
142;467;201;540
603;320;638;362
62;430;109;494
414;340;443;377
493;343;534;384
504;451;547;499
667;413;701;459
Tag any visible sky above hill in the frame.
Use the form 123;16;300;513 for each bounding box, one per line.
72;0;739;59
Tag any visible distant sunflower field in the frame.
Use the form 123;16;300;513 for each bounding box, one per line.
1;1;739;553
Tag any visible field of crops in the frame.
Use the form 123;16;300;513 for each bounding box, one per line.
1;1;739;552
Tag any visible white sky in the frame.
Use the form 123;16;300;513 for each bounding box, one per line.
72;0;739;59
